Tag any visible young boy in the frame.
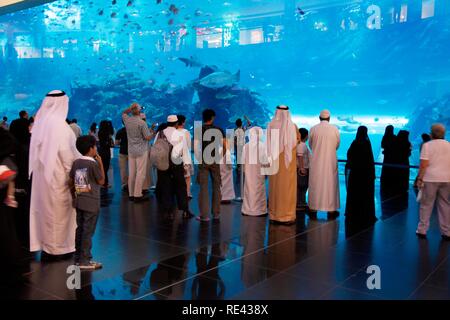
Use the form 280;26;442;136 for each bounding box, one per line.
297;128;310;212
69;135;105;271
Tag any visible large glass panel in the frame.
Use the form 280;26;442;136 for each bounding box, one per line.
0;0;449;165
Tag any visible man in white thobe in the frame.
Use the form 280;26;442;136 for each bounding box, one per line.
29;90;81;257
220;138;236;203
308;109;340;219
242;126;268;216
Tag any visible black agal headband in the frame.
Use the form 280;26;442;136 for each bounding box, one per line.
46;91;66;97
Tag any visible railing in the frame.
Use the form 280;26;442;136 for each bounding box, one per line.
338;159;419;169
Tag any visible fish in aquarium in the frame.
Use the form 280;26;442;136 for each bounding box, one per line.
197;70;240;89
0;0;449;163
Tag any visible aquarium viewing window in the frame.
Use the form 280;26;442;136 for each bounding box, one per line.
0;0;449;166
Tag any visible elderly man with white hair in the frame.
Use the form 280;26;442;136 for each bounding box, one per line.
29;90;81;258
122;103;154;202
308;109;341;220
416;123;450;241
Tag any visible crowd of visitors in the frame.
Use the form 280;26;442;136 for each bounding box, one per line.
0;90;448;276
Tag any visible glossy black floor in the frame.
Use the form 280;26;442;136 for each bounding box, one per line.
2;158;449;300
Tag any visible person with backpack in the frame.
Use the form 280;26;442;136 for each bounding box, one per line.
122;103;153;202
152;115;194;220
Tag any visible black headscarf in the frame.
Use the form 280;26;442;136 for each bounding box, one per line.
396;130;412;162
381;125;395;149
346;126;375;179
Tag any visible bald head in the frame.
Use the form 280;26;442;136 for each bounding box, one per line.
431;123;446;139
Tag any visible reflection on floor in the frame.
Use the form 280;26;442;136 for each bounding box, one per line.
2;158;449;300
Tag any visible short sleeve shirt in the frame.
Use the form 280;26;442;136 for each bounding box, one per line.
122;114;150;157
195;124;225;163
420;139;450;182
70;157;103;213
296;142;310;169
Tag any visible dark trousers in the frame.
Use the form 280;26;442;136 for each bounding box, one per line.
297;173;309;207
75;209;99;265
98;148;110;187
197;164;221;218
157;163;188;213
235;164;242;198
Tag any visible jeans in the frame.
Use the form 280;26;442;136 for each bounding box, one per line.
297;173;309;207
75;209;99;265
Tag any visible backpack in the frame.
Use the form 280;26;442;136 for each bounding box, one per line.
150;129;172;171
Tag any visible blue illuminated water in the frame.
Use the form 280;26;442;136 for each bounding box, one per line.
1;0;449;163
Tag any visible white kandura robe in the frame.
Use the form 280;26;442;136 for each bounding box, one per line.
29;126;80;254
220;149;235;201
241;141;268;216
308;120;341;212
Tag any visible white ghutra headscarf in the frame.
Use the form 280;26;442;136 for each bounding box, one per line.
29;90;79;182
266;105;297;169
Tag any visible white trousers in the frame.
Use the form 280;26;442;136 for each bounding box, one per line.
143;149;153;190
119;154;128;187
417;182;450;236
128;152;148;197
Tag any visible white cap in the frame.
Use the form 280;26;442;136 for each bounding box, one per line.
320;109;331;118
167;115;178;123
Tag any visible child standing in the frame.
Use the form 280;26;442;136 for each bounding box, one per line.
297;128;310;212
69;135;105;271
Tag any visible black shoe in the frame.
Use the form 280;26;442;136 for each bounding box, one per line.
441;235;450;241
327;211;340;220
416;232;427;239
41;251;74;262
306;210;317;220
183;210;195;219
221;200;231;204
128;196;135;201
269;219;295;225
142;189;150;195
133;195;149;203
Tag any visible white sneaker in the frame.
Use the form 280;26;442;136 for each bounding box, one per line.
89;261;103;269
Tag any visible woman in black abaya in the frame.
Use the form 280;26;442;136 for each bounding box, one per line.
345;126;377;228
97;120;113;188
380;125;396;196
394;130;412;193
